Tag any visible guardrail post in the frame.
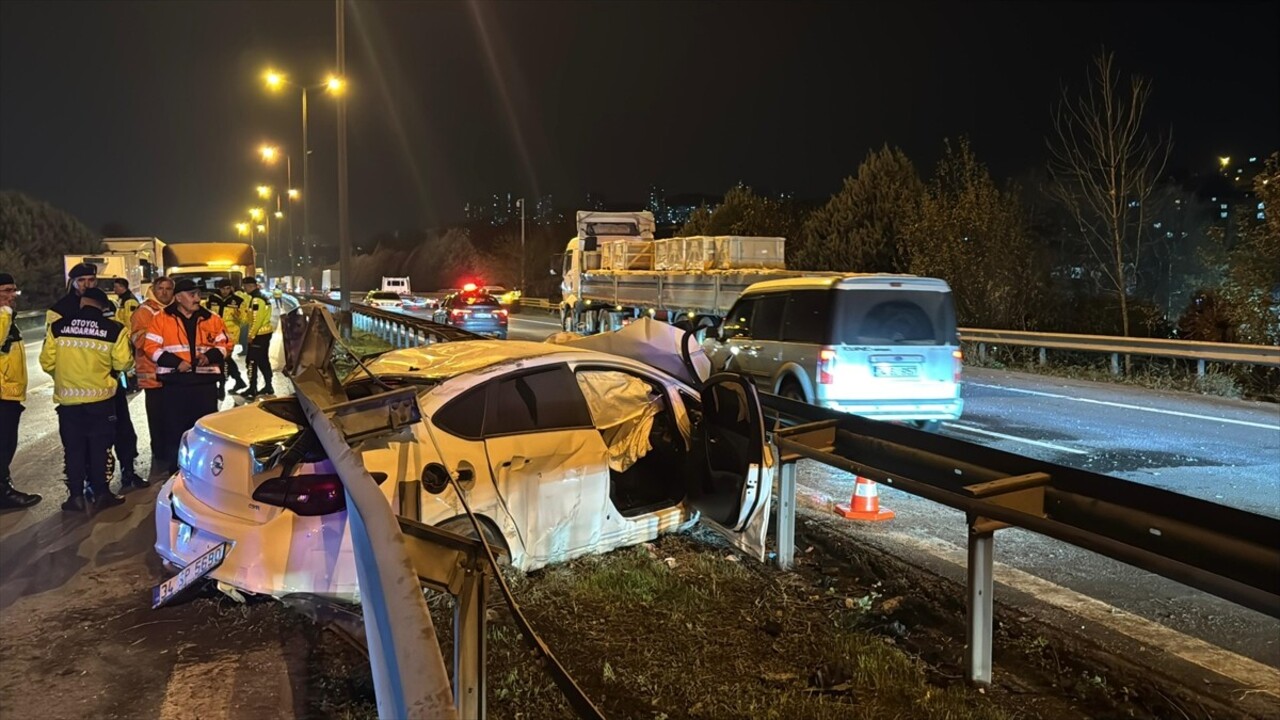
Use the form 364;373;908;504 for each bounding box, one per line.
1197;359;1206;378
966;524;995;687
454;567;489;718
777;460;797;571
1038;347;1046;366
978;342;987;362
1110;352;1120;376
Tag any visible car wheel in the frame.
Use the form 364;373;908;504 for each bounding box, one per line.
912;420;943;433
436;516;511;566
780;379;807;404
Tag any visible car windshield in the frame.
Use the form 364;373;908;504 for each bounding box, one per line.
368;291;400;300
832;289;956;345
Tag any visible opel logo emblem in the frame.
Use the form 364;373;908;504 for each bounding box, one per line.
211;454;224;476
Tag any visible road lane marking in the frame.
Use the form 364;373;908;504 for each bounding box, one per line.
969;382;1280;431
946;423;1089;455
794;483;1280;699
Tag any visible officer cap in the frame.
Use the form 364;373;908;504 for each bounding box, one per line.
68;263;97;280
173;278;199;294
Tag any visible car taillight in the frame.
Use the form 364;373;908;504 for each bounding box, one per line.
451;308;470;318
252;474;346;516
497;308;509;323
953;349;964;383
818;347;837;385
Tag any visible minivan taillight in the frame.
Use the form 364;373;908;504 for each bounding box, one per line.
953;349;964;383
818;347;837;385
252;474;346;516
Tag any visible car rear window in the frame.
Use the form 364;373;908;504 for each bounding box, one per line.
452;291;499;308
832;289;956;345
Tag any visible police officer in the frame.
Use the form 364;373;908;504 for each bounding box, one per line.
0;273;43;511
203;279;246;396
40;287;133;513
235;277;275;398
131;276;174;480
47;262;97;327
143;278;231;474
111;278;139;327
100;292;145;490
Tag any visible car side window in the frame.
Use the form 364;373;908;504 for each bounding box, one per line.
781;290;831;344
433;384;487;440
751;294;786;341
483;364;594;436
721;298;757;340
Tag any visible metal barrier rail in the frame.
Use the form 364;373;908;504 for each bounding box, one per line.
299;295;483;346
960;327;1280;375
761;393;1280;685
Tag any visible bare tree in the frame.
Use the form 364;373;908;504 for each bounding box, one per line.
1048;50;1171;339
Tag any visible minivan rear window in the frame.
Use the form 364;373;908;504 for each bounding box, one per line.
832;290;956;345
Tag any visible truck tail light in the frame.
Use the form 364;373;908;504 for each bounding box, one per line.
953;349;964;383
818;347;837;385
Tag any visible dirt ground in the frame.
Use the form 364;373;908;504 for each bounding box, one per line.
1;501;1271;720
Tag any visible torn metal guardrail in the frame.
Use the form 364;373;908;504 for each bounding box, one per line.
290;305;458;720
760;393;1280;686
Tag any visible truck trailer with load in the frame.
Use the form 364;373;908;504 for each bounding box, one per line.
558;210;963;428
64;236;166;298
162;242;255;293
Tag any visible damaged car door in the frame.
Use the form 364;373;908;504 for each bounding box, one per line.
479;364;612;569
686;373;776;561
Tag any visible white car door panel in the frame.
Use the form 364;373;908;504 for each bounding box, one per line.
686;373;775;561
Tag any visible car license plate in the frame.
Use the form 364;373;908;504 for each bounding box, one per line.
874;364;920;378
152;542;229;609
473;312;491;318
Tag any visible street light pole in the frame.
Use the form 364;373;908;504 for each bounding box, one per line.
301;86;310;269
336;0;352;334
517;198;526;295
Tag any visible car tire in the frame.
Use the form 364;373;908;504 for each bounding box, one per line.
780;379;807;404
436;516;511;566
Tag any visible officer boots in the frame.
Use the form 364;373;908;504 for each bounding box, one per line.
0;477;41;511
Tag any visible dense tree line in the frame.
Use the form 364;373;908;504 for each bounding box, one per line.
0;191;100;309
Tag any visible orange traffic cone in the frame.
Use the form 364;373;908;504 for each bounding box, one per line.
835;476;895;521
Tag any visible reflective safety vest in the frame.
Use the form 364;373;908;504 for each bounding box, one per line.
130;298;168;389
39;307;133;405
244;290;274;338
203;292;244;340
114;290;140;328
143;304;232;386
0;307;28;403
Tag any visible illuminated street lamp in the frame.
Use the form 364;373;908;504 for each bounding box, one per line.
274;211;284;219
256;185;272;200
256;224;266;234
249;207;265;221
261;66;347;276
287;188;300;200
235;222;250;236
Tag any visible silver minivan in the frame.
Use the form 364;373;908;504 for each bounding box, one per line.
705;274;963;430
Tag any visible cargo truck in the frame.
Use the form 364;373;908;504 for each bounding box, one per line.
557;210;963;428
64;236;166;298
162;242;255;293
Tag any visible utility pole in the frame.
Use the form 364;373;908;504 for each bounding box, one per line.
336;0;352;336
517;198;526;295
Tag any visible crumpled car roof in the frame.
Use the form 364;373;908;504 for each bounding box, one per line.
361;339;578;380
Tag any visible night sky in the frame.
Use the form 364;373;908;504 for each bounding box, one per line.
2;1;1277;246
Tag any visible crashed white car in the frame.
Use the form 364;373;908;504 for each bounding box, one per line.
154;314;775;602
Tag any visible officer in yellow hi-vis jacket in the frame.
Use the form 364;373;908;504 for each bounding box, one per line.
40;287;133;514
203;279;246;396
234;277;275;398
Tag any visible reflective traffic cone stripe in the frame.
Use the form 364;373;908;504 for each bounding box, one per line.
835;475;895;521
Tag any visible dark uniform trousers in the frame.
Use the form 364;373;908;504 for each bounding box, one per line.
0;400;21;482
111;379;138;471
245;333;273;391
57;399;116;497
144;387;165;464
160;383;219;474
